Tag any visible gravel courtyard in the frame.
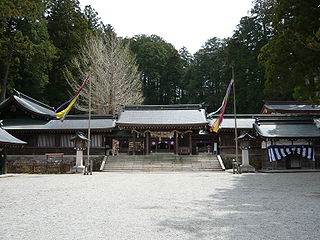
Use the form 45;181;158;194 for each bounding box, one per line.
1;172;320;240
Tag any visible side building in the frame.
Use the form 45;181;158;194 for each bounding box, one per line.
209;108;320;170
254;115;320;170
0;91;115;163
258;102;320;170
0;126;26;174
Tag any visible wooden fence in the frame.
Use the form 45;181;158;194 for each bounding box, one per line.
7;161;74;174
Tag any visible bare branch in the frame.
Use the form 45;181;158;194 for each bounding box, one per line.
65;33;143;115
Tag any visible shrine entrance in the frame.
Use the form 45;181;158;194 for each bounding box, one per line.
149;131;175;154
115;104;210;156
113;129;214;156
150;138;175;154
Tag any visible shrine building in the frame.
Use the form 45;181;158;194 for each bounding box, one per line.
0;91;320;172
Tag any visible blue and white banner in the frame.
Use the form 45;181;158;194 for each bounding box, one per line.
267;145;315;162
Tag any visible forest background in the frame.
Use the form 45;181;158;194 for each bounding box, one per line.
0;0;319;114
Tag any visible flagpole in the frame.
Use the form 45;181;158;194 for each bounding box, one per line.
232;67;239;173
86;76;92;175
232;67;239;172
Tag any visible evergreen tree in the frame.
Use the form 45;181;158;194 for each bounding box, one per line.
129;34;184;104
46;0;90;107
259;0;320;102
13;16;56;99
0;0;55;101
178;47;193;102
225;14;270;113
182;0;274;113
183;38;229;112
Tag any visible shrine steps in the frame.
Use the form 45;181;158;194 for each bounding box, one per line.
102;154;223;172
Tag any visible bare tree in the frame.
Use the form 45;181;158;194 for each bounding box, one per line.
65;33;143;115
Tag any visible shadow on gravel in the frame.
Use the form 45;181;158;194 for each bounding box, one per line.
158;173;320;240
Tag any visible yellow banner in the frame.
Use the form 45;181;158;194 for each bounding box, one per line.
55;94;80;120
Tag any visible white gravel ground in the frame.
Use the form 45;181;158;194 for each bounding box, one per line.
0;172;320;240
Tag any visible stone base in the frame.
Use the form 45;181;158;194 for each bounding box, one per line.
240;164;255;173
70;166;85;173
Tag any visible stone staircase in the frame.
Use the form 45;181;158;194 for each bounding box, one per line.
102;154;223;172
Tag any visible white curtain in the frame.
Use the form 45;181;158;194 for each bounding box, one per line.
60;135;74;148
267;145;315;162
37;135;55;147
91;135;102;147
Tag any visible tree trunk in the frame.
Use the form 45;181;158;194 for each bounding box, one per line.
1;53;12;101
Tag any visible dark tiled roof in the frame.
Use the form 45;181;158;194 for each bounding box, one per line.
123;104;203;111
2;115;115;131
0;90;56;119
210;118;255;129
255;115;319;123
117;104;208;127
0;127;26;145
207;114;260;129
263;101;320;112
254;116;320;138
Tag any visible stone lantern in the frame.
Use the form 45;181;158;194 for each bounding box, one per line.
237;132;256;173
70;131;88;173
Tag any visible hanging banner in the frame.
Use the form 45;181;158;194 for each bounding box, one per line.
209;79;234;133
267;145;315;162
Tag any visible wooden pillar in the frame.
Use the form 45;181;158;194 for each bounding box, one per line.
312;158;315;169
0;149;7;175
189;132;192;155
263;148;268;170
146;132;150;155
133;132;136;155
175;132;179;155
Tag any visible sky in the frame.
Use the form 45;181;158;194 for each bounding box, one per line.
79;0;253;54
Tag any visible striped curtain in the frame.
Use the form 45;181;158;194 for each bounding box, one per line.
267;145;315;162
91;135;102;147
60;135;74;148
37;135;55;147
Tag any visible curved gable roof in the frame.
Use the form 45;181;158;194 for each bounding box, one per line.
0;91;56;120
253;116;320;138
261;101;320;113
0;127;26;145
117;104;208;128
2;115;116;131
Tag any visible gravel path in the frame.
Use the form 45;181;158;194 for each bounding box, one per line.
1;172;320;240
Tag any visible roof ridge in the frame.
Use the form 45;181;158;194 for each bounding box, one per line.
13;90;55;111
63;114;115;120
255;115;315;123
264;100;312;104
123;104;203;111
